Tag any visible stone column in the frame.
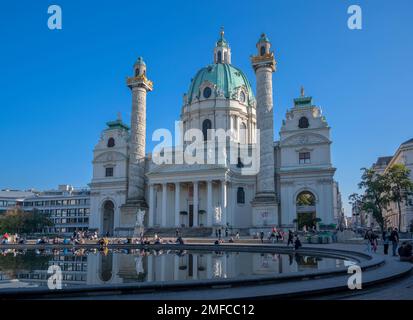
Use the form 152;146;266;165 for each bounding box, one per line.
221;180;227;226
250;34;278;227
148;184;155;227
254;66;275;197
161;183;167;227
207;180;213;226
175;182;180;227
193;181;199;227
121;57;153;221
128;86;148;201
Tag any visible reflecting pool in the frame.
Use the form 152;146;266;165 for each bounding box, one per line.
0;248;356;290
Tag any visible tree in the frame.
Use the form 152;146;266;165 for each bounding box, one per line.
349;193;365;228
386;163;413;231
0;207;54;234
355;168;391;232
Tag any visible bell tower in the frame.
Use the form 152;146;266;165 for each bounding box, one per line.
250;33;279;228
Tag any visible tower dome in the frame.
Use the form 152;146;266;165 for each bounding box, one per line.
185;29;255;107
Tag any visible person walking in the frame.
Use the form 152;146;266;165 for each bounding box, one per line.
371;232;378;253
259;231;264;244
364;229;373;253
382;228;391;255
390;227;400;256
287;230;294;246
218;228;222;239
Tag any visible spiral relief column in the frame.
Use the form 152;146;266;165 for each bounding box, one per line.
251;34;279;228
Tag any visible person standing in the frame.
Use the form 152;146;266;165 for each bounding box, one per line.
390;227;400;256
382;228;391;255
259;231;264;244
294;235;302;250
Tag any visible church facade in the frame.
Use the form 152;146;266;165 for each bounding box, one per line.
89;31;342;236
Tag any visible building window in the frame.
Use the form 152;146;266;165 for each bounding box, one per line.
298;117;309;129
237;187;245;204
107;137;115;148
299;152;311;164
202;119;212;141
203;87;212;99
260;46;266;56
217;51;222;63
105;167;114;177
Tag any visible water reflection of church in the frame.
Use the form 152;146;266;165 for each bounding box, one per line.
10;250;343;287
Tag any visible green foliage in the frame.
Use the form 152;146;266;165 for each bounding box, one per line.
387;164;413;230
351;168;391;232
0;207;54;234
351;164;413;232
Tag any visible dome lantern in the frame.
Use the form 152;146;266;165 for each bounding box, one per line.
214;27;231;64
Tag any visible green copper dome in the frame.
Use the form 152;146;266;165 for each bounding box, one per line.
186;63;255;105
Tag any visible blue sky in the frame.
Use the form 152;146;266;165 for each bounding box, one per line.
1;0;412;215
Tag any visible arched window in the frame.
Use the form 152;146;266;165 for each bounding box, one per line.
296;191;316;206
298;117;309;129
217;51;222;63
202;119;212;141
237;187;245;204
239;122;247;145
107;137;115;148
203;87;212;99
135;68;140;77
260;46;266;56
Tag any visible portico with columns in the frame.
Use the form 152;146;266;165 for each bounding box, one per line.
146;166;236;228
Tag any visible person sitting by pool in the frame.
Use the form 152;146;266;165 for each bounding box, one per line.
176;236;184;245
154;237;162;245
74;237;85;245
98;237;109;247
214;239;220;245
229;237;235;243
398;242;413;262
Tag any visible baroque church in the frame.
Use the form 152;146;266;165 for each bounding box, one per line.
89;30;342;236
